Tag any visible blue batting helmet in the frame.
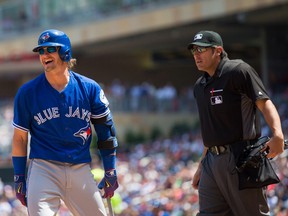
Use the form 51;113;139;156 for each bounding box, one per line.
33;29;72;62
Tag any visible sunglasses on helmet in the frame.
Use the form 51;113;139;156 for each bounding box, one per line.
38;47;58;55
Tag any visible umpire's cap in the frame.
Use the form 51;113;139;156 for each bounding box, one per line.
188;30;223;49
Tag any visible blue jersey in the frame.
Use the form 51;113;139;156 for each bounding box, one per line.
13;71;110;163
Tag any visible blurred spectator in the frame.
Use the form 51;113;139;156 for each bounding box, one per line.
108;79;127;111
155;83;177;112
18;9;28;31
107;81;194;112
130;83;143;111
2;17;14;32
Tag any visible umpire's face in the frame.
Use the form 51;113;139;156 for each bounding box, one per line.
191;45;222;76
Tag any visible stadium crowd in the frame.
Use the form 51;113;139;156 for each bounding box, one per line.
0;82;287;216
104;79;195;113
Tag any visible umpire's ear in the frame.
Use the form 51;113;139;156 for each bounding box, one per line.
214;46;223;56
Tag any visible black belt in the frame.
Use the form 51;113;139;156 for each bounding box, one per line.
208;145;229;155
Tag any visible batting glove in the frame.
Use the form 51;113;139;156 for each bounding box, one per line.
98;169;119;198
14;175;27;206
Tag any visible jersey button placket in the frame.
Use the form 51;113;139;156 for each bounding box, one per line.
59;92;67;110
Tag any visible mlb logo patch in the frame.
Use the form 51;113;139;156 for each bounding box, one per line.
210;96;223;105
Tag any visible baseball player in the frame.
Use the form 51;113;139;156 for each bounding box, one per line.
12;29;118;216
187;30;284;215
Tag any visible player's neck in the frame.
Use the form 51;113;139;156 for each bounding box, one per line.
46;68;70;92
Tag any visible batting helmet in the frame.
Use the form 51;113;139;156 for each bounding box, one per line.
33;29;72;62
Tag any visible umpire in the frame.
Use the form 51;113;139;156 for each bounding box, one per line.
188;30;284;216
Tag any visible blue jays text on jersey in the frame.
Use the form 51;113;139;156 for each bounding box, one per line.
13;71;110;163
34;106;91;125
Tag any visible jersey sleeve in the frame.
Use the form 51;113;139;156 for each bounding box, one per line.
13;87;31;132
90;83;110;121
233;63;270;102
89;82;118;149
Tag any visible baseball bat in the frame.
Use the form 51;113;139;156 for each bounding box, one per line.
107;197;114;216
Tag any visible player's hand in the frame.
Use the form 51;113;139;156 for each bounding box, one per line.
98;169;119;198
14;175;27;206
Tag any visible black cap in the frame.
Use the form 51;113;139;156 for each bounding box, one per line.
187;31;223;49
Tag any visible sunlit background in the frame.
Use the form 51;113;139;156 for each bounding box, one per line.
0;0;287;215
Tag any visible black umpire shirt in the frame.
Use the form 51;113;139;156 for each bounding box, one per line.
194;57;269;147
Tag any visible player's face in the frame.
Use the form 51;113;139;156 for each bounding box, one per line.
38;46;66;72
191;46;220;75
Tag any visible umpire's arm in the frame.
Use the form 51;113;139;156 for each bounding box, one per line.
256;98;284;158
191;147;208;190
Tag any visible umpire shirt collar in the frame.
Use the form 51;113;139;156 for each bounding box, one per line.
200;56;228;85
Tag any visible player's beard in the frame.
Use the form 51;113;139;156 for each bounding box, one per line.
44;63;55;72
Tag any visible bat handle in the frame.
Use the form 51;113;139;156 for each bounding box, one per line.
107;197;114;216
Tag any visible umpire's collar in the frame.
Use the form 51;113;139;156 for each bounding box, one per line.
200;57;229;84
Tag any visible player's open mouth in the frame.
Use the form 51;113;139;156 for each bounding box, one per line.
45;60;53;65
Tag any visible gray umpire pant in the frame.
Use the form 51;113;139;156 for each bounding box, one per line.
197;148;270;216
